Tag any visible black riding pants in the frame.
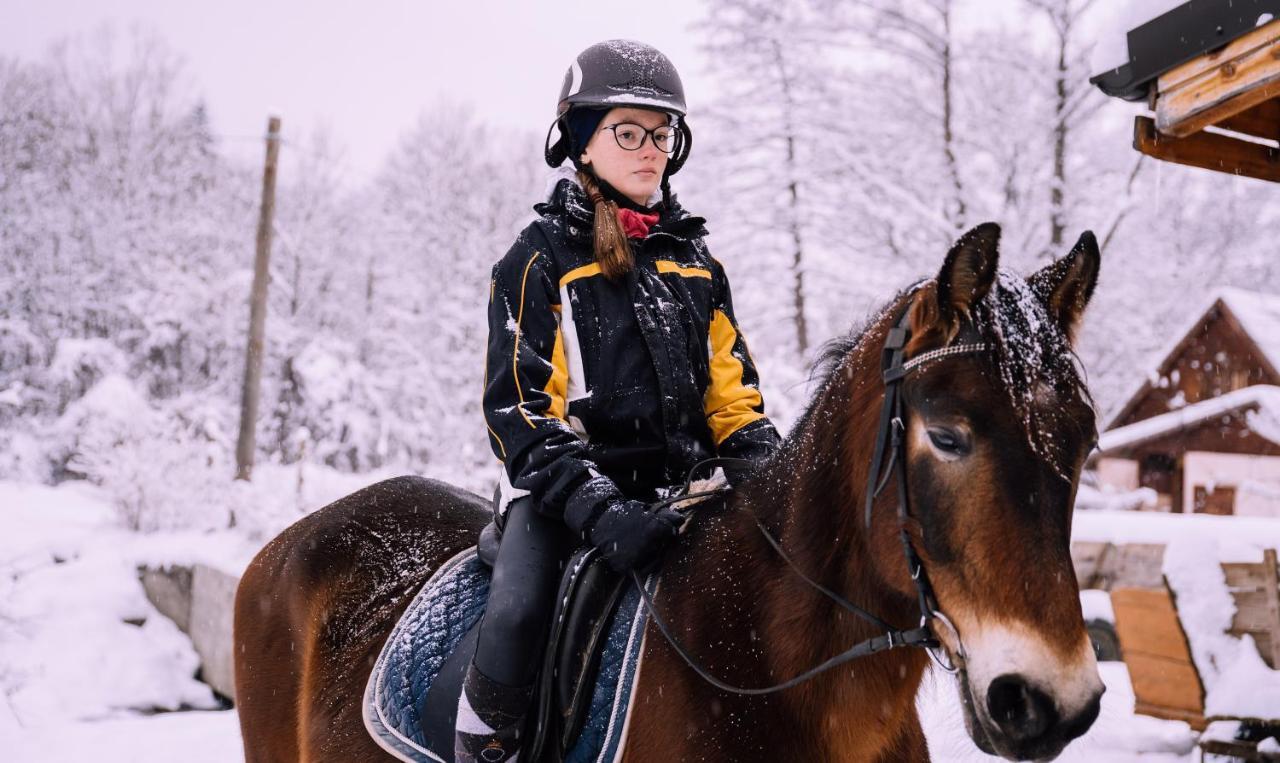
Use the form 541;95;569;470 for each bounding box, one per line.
473;496;575;687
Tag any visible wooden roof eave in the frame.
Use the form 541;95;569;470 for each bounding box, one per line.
1133;18;1280;183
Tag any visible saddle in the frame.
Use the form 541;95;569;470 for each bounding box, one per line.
417;521;629;763
408;475;729;762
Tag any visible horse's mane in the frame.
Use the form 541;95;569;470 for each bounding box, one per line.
977;271;1097;479
808;283;923;389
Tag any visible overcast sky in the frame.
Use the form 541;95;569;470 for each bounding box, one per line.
5;0;712;177
5;0;1171;181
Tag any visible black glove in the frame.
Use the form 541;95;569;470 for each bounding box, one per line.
586;499;684;574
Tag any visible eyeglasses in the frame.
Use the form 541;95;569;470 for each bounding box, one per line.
601;122;677;153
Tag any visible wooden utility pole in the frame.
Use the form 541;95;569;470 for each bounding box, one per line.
235;115;281;484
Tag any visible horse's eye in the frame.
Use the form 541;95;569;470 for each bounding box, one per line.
928;428;967;455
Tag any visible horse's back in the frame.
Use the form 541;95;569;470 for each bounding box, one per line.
233;474;490;762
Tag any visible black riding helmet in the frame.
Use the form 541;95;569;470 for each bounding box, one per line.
544;40;693;179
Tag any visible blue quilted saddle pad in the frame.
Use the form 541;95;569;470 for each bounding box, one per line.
362;546;654;763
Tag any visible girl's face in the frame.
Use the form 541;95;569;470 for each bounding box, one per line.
579;107;671;207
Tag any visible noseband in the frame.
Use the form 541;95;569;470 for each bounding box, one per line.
635;306;989;694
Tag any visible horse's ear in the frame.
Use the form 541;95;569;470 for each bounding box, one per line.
1027;230;1101;344
910;223;1000;344
935;222;1001;320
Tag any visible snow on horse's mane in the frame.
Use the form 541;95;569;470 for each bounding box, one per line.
976;269;1090;481
813;268;1091;481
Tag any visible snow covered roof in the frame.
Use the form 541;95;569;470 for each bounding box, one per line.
1218;287;1280;375
1098;384;1280;454
1106;287;1280;429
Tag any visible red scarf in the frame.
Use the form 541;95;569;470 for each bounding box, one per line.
617;207;660;239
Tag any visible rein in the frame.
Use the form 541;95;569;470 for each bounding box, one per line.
637;309;988;695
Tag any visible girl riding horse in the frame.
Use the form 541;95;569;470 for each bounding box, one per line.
460;40;781;762
233;45;1108;763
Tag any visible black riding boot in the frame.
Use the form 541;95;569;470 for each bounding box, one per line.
454;663;532;763
455;496;571;762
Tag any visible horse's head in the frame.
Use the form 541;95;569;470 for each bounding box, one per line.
878;223;1103;760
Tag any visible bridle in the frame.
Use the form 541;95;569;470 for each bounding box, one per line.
634;306;989;695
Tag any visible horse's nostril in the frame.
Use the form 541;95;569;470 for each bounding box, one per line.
986;674;1058;742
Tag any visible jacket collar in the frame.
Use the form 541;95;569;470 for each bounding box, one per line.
535;173;708;243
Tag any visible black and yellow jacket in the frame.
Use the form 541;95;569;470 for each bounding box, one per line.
482;177;780;529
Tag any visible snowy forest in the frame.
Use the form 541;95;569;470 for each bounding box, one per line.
3;0;1279;538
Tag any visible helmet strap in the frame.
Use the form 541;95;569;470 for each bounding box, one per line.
544;116;571;168
664;119;693;178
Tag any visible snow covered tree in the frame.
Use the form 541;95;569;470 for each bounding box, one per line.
695;0;833;364
358;102;543;487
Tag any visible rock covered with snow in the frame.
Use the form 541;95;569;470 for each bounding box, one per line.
0;482;223;726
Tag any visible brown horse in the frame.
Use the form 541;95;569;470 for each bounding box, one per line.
234;222;1104;762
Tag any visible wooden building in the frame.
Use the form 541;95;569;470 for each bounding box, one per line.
1095;288;1280;516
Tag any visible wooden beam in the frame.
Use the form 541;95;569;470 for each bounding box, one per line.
1264;548;1280;669
1134;116;1280;182
1224;560;1275;589
1159;18;1280;92
1156;19;1280;137
234;115;282;487
1200;737;1267;757
1218;97;1280;142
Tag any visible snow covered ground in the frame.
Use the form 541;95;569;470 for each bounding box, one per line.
5;710;244;763
0;472;379;761
6;477;1276;761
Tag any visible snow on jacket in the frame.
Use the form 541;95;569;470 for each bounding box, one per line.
483;176;780;528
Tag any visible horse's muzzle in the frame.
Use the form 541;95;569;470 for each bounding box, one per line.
983;672;1103;760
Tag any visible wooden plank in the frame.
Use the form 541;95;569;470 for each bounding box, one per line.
1125;651;1205;714
1232;589;1279;632
1159;19;1280;93
1263;548;1280;668
1112;586;1206;721
1111;586;1176;616
1134;116;1280;183
1120;623;1201;664
1136;701;1207;731
1223;561;1274;589
1113;588;1199;662
1222;550;1280;669
1200;738;1273;761
1079;543;1166;591
1156;21;1280;137
1219;97;1280;142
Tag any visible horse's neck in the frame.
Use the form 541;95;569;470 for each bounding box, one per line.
692;321;928;747
747;359;917;650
